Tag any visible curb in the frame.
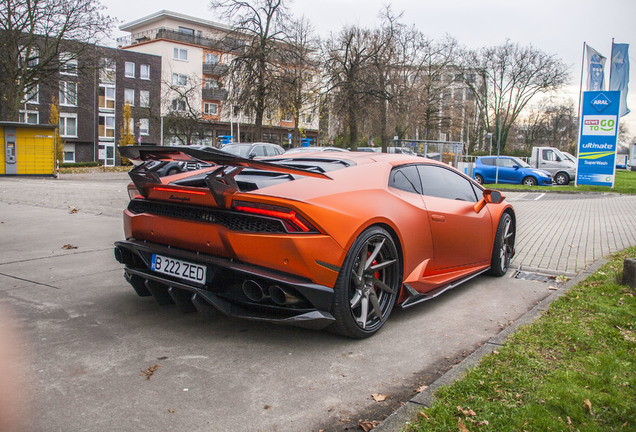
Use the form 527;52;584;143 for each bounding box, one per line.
372;258;609;432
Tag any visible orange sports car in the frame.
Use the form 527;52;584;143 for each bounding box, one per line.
114;146;515;338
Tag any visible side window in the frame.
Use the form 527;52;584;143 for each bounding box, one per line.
498;158;513;168
417;165;478;202
543;149;556;161
389;165;422;194
481;158;494;166
252;145;266;157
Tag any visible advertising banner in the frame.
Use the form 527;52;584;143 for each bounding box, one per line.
576;91;621;187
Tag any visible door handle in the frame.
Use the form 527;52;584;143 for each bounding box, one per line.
431;214;445;222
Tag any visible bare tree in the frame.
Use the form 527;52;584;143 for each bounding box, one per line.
322;25;374;149
162;74;207;145
211;0;290;142
279;16;321;147
0;0;114;121
457;40;569;152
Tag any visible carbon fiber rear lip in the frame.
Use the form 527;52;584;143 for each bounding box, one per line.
114;240;335;329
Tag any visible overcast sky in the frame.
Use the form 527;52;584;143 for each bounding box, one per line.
101;0;636;134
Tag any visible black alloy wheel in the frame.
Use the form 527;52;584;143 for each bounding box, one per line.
489;212;514;277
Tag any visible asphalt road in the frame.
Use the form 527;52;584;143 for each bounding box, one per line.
1;173;635;431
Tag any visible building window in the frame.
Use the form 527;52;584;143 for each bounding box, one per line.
124;88;135;106
100;58;116;83
59;81;78;106
171;98;186;112
63;143;76;162
139;118;149;135
140;90;150;108
19;111;39;124
22;84;39;104
59;52;77;75
140;64;150;80
98;114;115;139
173;47;188;61
178;26;195;36
204;102;218;115
59;113;78;137
98;85;115;110
204;78;218;89
281;111;293;122
125;61;135;78
172;73;187;86
205;53;220;64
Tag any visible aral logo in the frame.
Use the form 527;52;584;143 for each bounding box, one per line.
590;93;612;112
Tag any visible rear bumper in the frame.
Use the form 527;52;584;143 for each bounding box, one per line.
114;240;335;329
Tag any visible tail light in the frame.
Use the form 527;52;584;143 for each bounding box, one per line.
233;200;320;234
128;184;142;200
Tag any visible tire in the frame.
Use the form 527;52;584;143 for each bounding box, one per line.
489;212;514;277
474;174;484;185
330;227;402;338
522;176;538;186
554;172;569;185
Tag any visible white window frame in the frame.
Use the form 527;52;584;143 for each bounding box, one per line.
59;52;78;76
59;81;78;106
98;114;115;139
22;84;39;104
171;98;187;112
100;58;116;83
124;88;135;106
139;90;150;108
140;64;150;80
19;110;39;124
125;61;135;78
173;47;188;61
98;85;115;110
205;53;220;64
172;73;187;86
59;113;78;137
139;118;149;136
63;143;76;163
204;78;218;89
204;102;218;115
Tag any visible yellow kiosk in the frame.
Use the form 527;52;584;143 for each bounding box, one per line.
1;122;57;176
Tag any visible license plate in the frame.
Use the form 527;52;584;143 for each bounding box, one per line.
151;254;206;284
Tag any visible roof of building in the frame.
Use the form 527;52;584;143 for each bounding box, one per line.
119;10;233;33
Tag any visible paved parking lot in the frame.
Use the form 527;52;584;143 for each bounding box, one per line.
1;173;635;431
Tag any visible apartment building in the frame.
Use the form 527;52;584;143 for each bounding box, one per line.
16;45;161;166
117;10;319;147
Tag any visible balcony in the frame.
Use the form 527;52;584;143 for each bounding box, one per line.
203;63;229;76
202;88;229;100
117;27;245;52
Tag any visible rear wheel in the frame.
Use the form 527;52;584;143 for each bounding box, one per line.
522;176;538;186
474;174;484;185
489;213;514;276
330;227;401;338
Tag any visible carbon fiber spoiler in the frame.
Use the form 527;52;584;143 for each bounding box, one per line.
119;145;332;207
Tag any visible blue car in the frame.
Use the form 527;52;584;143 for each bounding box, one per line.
474;156;552;186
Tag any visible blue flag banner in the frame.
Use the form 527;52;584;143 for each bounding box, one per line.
576;91;621;187
609;43;630;117
586;45;606;91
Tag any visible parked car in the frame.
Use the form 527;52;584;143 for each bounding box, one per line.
474;156;552;186
529;147;577;185
356;146;417;155
285;146;348;153
221;142;285;158
115;146;515;338
145;145;215;176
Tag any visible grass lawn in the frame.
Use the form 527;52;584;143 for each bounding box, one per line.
409;247;636;432
483;169;636;195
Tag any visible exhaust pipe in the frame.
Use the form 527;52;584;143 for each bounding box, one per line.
269;285;301;306
242;280;266;302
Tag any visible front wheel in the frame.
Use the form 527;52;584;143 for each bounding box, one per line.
489;213;515;276
330;227;402;338
554;172;569;185
522;176;538;186
474;174;484;185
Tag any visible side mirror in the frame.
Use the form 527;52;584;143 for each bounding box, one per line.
248;153;256;159
474;189;505;213
512;164;520;169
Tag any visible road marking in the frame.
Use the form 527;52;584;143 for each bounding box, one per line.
534;193;545;201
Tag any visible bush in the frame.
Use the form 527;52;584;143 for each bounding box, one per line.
60;161;102;168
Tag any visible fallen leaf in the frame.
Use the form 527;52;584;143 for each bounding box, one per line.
458;418;470;432
61;244;78;250
583;398;593;415
168;409;175;414
416;385;428;393
567;416;572;425
417;410;429;420
69;208;78;214
358;420;380;431
457;406;477;416
371;393;388;402
140;364;160;380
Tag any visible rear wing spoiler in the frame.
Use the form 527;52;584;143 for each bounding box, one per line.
118;145;331;207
